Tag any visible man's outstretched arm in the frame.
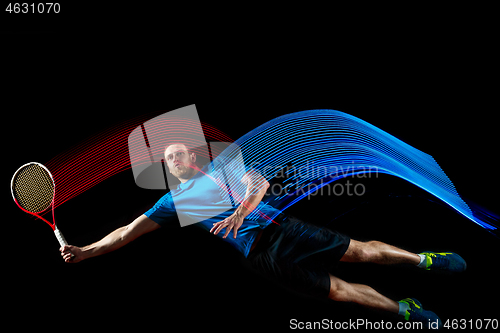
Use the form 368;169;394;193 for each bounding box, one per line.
60;214;160;263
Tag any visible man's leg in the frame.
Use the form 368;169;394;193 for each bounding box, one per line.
328;274;442;327
328;274;399;313
340;239;421;265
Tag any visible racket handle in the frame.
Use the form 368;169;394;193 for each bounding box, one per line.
54;227;68;246
54;228;74;257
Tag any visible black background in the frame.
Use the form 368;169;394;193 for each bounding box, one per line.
4;6;499;331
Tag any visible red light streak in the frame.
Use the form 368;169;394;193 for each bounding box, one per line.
44;111;234;213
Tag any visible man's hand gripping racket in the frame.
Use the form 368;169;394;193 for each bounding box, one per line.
11;162;75;261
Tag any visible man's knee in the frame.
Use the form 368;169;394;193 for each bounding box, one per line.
328;275;352;302
342;240;377;263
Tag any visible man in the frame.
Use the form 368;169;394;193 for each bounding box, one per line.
61;143;466;328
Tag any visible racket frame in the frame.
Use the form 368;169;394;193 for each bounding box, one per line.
11;162;70;248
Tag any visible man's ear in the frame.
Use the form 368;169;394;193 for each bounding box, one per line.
190;152;197;163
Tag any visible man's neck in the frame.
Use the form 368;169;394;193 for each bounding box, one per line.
177;167;200;183
178;177;191;183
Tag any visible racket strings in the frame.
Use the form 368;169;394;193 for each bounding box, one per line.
13;164;54;213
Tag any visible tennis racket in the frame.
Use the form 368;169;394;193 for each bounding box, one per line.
11;162;73;255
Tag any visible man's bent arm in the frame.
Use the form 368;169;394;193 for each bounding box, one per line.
211;169;270;239
233;170;270;220
60;214;160;263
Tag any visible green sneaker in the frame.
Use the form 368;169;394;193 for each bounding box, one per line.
419;252;467;272
399;298;442;329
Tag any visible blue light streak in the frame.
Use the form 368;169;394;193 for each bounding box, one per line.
218;110;496;231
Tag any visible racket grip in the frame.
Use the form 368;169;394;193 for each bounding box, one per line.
54;228;74;257
54;227;69;247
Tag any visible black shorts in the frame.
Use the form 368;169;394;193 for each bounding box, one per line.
248;215;350;298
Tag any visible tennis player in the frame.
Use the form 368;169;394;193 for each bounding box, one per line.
60;144;466;328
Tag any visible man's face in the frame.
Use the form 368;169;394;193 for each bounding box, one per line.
164;144;197;180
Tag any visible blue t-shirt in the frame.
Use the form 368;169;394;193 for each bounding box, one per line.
144;163;281;257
